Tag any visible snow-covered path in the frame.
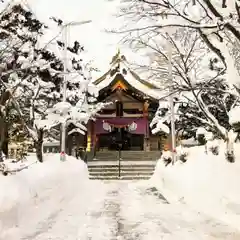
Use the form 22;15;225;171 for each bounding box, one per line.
6;180;240;240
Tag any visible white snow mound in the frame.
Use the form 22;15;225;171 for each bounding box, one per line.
0;154;89;238
151;143;240;230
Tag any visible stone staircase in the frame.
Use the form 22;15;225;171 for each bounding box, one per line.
87;151;161;180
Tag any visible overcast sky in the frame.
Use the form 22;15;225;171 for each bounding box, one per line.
28;0;128;77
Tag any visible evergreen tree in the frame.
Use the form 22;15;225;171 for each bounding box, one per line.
0;3;101;162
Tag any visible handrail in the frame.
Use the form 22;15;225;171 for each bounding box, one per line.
118;144;122;178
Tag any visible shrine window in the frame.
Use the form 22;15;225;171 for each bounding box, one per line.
123;109;143;114
100;109;115;115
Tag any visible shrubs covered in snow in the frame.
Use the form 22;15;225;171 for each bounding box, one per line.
161;145;189;166
161;151;172;166
229;107;240;126
178;151;188;163
161;136;236;168
209;145;219;155
206;139;219;155
195;128;237;161
225;151;235;163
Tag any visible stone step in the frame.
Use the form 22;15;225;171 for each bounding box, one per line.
87;163;156;167
120;176;151;180
118;172;153;176
93;154;159;158
122;151;160;154
87;158;157;162
87;151;157;180
122;155;160;159
95;151;161;158
96;151;159;154
89;171;153;176
89;176;120;180
94;155;159;158
88;170;119;175
90;165;154;170
89;176;151;180
120;168;155;172
88;166;119;171
89;172;120;177
88;165;154;173
88;167;119;171
94;156;119;159
88;169;154;177
90;159;157;163
89;159;118;162
88;166;119;170
88;167;155;172
88;162;156;168
120;155;160;158
89;172;153;176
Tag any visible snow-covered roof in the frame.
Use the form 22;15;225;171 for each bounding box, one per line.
93;51;161;100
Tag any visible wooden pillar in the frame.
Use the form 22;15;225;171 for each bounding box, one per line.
143;101;150;151
86;120;96;153
86;121;92;152
92;120;97;158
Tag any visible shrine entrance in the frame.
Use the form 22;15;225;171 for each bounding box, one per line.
97;128;144;151
108;127;130;151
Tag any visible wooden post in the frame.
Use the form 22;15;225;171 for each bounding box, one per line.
143;101;150;151
92;120;97;158
86;121;92;152
163;135;171;151
163;134;178;151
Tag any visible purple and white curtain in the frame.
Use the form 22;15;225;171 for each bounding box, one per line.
95;117;148;135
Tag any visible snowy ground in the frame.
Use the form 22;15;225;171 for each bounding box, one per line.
1;150;240;239
2;180;240;239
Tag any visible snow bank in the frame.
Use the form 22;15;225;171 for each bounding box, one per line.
151;143;240;230
0;154;89;239
229;106;240;125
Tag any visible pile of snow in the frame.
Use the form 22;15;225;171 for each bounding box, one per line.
0;154;89;239
180;137;198;147
151;142;240;230
229;106;240;125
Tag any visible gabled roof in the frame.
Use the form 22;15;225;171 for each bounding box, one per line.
93;50;160;100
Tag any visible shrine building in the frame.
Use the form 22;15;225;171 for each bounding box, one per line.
67;51;168;159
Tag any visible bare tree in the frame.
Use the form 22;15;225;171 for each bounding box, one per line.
113;1;240;157
117;0;240;90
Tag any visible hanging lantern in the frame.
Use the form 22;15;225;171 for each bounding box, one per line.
128;121;137;132
103;122;111;132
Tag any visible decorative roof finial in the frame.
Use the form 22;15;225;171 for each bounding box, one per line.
110;48;121;65
116;47;121;60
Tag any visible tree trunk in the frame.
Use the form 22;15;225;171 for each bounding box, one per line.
2;121;8;157
0;116;8;159
0;90;11;158
34;128;44;162
225;130;235;162
226;130;235;151
226;138;234;153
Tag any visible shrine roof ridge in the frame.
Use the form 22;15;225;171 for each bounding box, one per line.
92;50;161;100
